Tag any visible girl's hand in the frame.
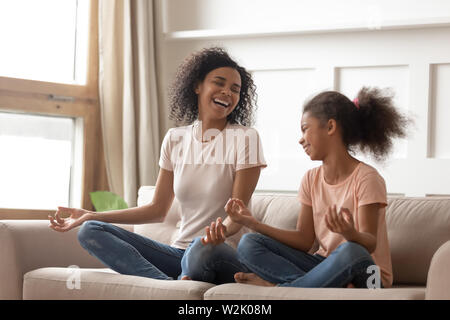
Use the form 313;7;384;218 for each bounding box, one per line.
325;205;357;240
201;217;227;245
224;198;257;229
48;206;92;232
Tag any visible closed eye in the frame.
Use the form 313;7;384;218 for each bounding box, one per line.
213;80;240;94
231;86;240;94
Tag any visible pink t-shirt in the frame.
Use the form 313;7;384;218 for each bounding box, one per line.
298;162;393;288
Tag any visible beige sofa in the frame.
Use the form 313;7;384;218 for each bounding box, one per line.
1;186;450;300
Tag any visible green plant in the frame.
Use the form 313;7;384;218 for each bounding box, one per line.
89;191;128;212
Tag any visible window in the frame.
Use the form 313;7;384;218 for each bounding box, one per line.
0;112;79;209
0;0;90;84
0;0;99;219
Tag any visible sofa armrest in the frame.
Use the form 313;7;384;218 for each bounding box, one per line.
0;220;108;299
426;240;450;300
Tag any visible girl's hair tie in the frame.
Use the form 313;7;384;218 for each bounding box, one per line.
353;98;360;110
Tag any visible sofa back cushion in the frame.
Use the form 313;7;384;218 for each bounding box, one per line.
135;186;181;245
385;197;450;285
136;187;450;285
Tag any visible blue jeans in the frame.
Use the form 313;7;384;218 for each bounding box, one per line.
77;221;185;280
180;236;249;284
237;233;380;288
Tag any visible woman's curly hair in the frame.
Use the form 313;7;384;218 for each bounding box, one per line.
168;47;257;126
303;87;412;161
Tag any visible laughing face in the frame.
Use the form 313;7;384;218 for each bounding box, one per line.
299;111;330;161
195;67;241;123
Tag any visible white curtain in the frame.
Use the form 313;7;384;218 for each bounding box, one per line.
98;0;160;207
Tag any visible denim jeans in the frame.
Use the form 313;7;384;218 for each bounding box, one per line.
237;233;381;288
180;236;249;284
77;221;185;280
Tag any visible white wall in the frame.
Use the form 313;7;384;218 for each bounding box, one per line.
155;0;450;196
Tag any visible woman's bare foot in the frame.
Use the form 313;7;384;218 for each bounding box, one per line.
234;272;275;287
181;275;191;280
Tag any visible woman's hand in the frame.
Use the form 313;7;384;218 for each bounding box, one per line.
325;205;357;240
48;206;93;232
201;217;227;245
224;198;257;229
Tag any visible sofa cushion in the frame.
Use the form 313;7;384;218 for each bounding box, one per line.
386;197;450;285
250;193;299;230
135;186;181;245
23;267;214;300
203;283;425;300
133;188;301;246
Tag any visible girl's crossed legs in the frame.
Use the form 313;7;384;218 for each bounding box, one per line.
237;233;380;288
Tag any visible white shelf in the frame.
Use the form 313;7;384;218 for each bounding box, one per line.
164;17;450;41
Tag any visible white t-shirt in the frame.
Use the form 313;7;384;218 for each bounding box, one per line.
158;121;267;249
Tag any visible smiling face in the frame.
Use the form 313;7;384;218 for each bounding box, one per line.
195;67;241;123
299;111;332;161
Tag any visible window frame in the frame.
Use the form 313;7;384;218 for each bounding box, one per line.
0;0;101;219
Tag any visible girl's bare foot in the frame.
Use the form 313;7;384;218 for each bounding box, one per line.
234;272;275;287
346;282;355;288
181;276;191;280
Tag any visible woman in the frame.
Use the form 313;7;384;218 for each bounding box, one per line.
48;47;266;282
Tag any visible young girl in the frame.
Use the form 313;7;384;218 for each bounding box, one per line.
225;87;410;288
48;47;266;282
